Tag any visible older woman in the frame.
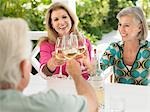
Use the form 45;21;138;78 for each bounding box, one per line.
99;7;150;85
39;2;92;80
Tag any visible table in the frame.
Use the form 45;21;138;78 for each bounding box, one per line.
23;74;150;112
104;83;150;112
23;74;104;112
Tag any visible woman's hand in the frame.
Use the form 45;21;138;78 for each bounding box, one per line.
47;51;66;71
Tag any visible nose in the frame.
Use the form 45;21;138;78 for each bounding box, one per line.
58;19;65;25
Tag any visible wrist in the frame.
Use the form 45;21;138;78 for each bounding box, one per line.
41;64;56;76
47;59;56;71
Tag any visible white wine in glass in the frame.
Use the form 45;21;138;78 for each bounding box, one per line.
77;33;86;55
78;46;86;55
55;37;66;78
55;48;66;60
63;32;78;60
63;48;78;59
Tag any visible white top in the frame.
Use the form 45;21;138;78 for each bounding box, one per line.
126;65;132;70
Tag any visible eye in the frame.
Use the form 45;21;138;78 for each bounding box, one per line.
124;24;129;27
62;15;67;19
53;18;59;21
118;23;121;27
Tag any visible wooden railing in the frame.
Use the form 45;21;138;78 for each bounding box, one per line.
29;31;47;75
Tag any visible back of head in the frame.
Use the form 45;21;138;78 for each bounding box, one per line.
117;7;148;40
0;18;32;87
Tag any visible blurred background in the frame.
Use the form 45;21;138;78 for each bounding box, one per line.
0;0;149;44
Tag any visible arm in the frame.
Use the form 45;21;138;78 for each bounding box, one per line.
40;41;65;77
100;42;116;70
66;59;98;112
39;41;56;76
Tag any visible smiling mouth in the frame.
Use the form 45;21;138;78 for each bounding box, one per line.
60;27;66;30
121;33;127;37
59;25;67;29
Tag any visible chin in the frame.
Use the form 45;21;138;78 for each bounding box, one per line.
122;38;126;41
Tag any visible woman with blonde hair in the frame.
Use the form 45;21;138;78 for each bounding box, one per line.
98;7;150;85
39;2;92;79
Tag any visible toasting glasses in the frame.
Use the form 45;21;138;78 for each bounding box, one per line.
78;33;86;55
63;33;78;60
55;34;79;78
55;33;88;78
55;37;67;78
77;33;87;71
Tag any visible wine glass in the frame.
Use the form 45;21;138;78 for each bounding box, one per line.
77;33;87;71
78;33;86;55
55;37;67;78
63;33;78;60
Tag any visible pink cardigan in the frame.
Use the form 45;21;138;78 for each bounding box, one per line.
40;38;92;80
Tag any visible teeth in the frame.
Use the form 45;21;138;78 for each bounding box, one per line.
121;34;126;36
59;26;66;29
59;28;65;30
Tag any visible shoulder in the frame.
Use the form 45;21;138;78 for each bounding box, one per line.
38;36;54;46
85;38;91;43
146;40;150;48
140;40;150;48
85;38;92;48
40;40;49;46
29;90;87;112
85;38;91;44
107;41;121;49
40;39;55;49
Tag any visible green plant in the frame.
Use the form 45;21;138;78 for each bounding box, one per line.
0;0;149;43
0;0;51;30
76;0;134;43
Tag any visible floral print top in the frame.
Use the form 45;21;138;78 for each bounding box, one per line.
100;40;150;85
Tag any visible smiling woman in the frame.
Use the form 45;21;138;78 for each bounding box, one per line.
51;8;72;37
38;2;92;80
95;7;150;85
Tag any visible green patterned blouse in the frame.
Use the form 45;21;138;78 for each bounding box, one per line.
100;40;150;85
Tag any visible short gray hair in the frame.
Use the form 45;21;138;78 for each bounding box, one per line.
117;7;148;40
0;18;32;86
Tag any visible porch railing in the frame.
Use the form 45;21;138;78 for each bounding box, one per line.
29;31;47;75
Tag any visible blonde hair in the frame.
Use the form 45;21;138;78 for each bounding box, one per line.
0;18;32;86
117;7;148;40
39;2;79;44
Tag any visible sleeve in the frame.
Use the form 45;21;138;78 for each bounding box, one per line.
39;41;54;66
81;38;92;80
39;41;59;77
100;42;116;71
28;90;88;112
86;38;92;60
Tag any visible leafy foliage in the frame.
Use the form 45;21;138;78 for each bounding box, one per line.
0;0;149;43
76;0;134;43
0;0;51;30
